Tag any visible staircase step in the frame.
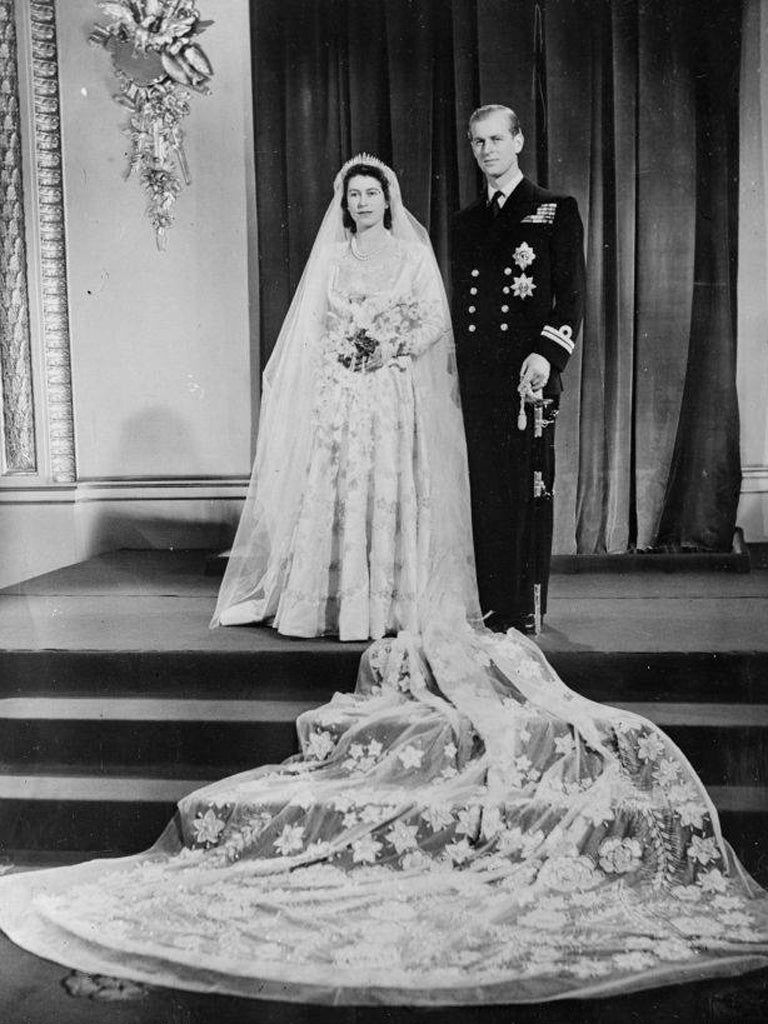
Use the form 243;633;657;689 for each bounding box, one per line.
0;774;763;809
208;549;754;578
0;697;316;721
0;649;365;701
0;775;204;802
550;551;751;573
0;719;299;773
2;792;766;886
1;649;767;704
0;701;765;788
2;697;767;725
0;799;174;856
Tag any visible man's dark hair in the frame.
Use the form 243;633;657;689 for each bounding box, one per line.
467;104;522;140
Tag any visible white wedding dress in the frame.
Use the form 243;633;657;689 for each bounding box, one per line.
211;157;478;638
272;238;447;639
0;159;766;1005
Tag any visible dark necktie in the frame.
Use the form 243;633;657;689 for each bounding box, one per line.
489;190;503;219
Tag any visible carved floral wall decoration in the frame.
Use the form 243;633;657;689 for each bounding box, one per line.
89;1;214;249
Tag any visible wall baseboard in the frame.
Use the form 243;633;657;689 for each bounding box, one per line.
0;477;249;504
737;468;768;544
742;465;768;493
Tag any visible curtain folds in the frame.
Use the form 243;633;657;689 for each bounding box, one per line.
249;0;742;554
657;1;743;551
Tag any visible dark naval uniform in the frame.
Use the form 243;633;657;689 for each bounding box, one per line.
451;177;585;630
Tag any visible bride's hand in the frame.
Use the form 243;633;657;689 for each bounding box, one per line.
363;349;385;373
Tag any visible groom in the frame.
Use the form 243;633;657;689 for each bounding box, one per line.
451;104;586;633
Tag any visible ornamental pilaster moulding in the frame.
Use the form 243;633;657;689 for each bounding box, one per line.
0;0;37;476
29;0;76;483
0;0;76;485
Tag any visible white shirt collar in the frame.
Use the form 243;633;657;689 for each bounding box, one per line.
487;169;523;206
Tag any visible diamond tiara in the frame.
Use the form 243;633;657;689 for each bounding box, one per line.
337;152;393;181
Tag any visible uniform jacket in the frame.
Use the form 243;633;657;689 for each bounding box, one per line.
450;177;586;397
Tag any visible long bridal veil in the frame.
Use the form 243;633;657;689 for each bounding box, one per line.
212;155;479;629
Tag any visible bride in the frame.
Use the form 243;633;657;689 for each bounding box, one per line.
0;159;766;1006
212;155;478;639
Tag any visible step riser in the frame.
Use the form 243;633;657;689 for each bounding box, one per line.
0;800;173;856
0;720;299;776
3;802;767;885
2;650;768;703
1;721;766;788
719;811;768;886
207;552;754;577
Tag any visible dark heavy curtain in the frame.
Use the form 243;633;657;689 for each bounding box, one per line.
570;0;742;552
249;0;742;554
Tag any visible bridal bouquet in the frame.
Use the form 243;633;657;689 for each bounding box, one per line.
329;295;424;371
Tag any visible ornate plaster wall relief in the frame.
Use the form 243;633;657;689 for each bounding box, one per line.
30;0;76;482
89;1;214;249
0;0;37;475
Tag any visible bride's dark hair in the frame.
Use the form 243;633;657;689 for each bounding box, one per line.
341;163;392;232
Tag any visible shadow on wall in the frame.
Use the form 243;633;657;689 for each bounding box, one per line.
109;405;201;472
77;406;242;559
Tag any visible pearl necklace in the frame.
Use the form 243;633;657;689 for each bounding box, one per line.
350;234;388;261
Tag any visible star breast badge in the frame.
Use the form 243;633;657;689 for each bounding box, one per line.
513;242;536;270
512;274;536;299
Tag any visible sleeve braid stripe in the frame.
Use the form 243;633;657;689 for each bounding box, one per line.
541;325;574;354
